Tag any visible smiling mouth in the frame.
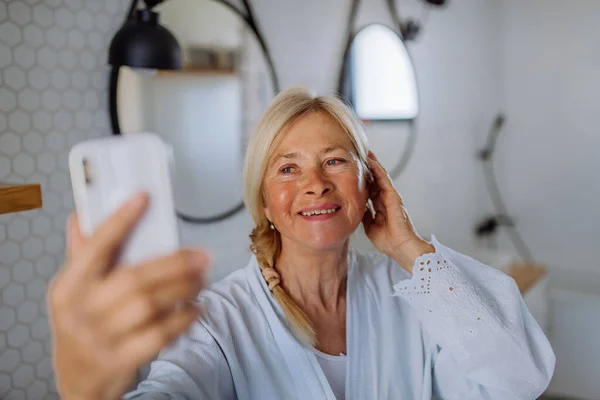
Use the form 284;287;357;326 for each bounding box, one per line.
298;207;341;217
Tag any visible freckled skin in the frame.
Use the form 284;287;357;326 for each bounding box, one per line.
263;112;369;253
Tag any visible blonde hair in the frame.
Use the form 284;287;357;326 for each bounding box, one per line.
243;87;371;346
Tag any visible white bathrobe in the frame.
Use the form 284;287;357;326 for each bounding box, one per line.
124;236;555;399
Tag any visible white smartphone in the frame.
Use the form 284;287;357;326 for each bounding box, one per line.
69;132;179;266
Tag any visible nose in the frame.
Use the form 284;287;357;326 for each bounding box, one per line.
303;168;333;197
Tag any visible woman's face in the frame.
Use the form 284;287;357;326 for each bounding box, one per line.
263;111;369;252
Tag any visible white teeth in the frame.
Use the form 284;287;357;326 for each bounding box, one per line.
301;208;338;216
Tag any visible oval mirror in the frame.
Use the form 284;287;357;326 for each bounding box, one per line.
340;24;418;121
116;0;275;223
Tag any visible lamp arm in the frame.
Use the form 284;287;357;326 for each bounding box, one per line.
144;0;168;10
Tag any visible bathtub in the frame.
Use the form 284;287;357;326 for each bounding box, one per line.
545;270;600;400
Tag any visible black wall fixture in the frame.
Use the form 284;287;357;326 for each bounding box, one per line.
107;0;279;224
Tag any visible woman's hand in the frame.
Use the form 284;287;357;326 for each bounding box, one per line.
48;193;210;400
362;152;434;273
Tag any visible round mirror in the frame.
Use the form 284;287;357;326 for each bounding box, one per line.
340;24;418;121
116;0;275;223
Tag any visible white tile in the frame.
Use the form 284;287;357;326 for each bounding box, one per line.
17;301;38;324
67;30;85;50
35;152;56;174
26;381;48;399
30;318;48;340
21;237;43;260
13;44;35;69
34;255;56;279
51;69;69;90
71;70;88;89
32;5;53;28
75;110;91;129
25;278;46;300
0;266;10;289
0;241;20;264
42;192;60;214
22;341;43;364
79;50;96;70
46;26;66;49
13;260;34;283
12;365;34;389
22;25;43;48
37;47;57;69
2;282;25;307
0;156;10;180
0;88;17;113
0;308;16;330
66;0;83;11
8;218;30;241
13;153;35;177
0;113;5;132
18;89;41;112
49;171;68;192
54;110;72;130
58;48;77;69
4;66;27;92
7;324;30;347
55;8;74;29
23;132;44;154
0;131;21;156
0;21;22;47
0;3;6;21
8;2;32;26
0;349;20;373
8;110;31;134
76;10;92;32
32;215;51;236
87;32;103;51
35;357;53;379
61;90;80;111
6;388;26;400
84;91;99;109
27;67;49;90
41;89;60;111
32;110;51;131
44;234;64;255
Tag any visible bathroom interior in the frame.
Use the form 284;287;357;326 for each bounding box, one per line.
0;0;599;398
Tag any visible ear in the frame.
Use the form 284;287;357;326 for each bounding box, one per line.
264;206;272;223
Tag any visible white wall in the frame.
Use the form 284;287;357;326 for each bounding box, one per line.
498;0;600;276
174;0;504;282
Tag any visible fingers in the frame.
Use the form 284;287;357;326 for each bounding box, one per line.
101;279;205;341
86;249;210;315
85;249;210;339
368;151;404;205
114;302;202;371
70;192;149;282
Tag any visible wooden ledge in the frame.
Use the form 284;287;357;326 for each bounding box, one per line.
0;183;43;215
506;263;547;295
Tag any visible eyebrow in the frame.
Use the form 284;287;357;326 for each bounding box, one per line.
271;143;348;164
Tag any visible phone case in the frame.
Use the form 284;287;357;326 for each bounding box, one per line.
69;132;179;266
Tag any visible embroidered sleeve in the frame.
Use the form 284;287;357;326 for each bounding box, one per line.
392;236;555;399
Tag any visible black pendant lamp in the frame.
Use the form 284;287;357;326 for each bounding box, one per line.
109;6;182;70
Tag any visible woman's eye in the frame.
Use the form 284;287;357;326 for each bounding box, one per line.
326;158;345;166
280;166;295;174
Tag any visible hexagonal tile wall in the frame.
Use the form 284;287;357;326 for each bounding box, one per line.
0;0;126;398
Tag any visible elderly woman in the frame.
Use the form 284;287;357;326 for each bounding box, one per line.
49;88;555;400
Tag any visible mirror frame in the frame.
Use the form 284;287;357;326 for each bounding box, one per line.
108;0;279;224
337;22;420;123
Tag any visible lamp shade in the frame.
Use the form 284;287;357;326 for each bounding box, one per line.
109;9;182;70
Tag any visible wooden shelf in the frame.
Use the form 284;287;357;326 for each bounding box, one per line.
0;183;43;215
157;66;236;76
506;263;547;294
